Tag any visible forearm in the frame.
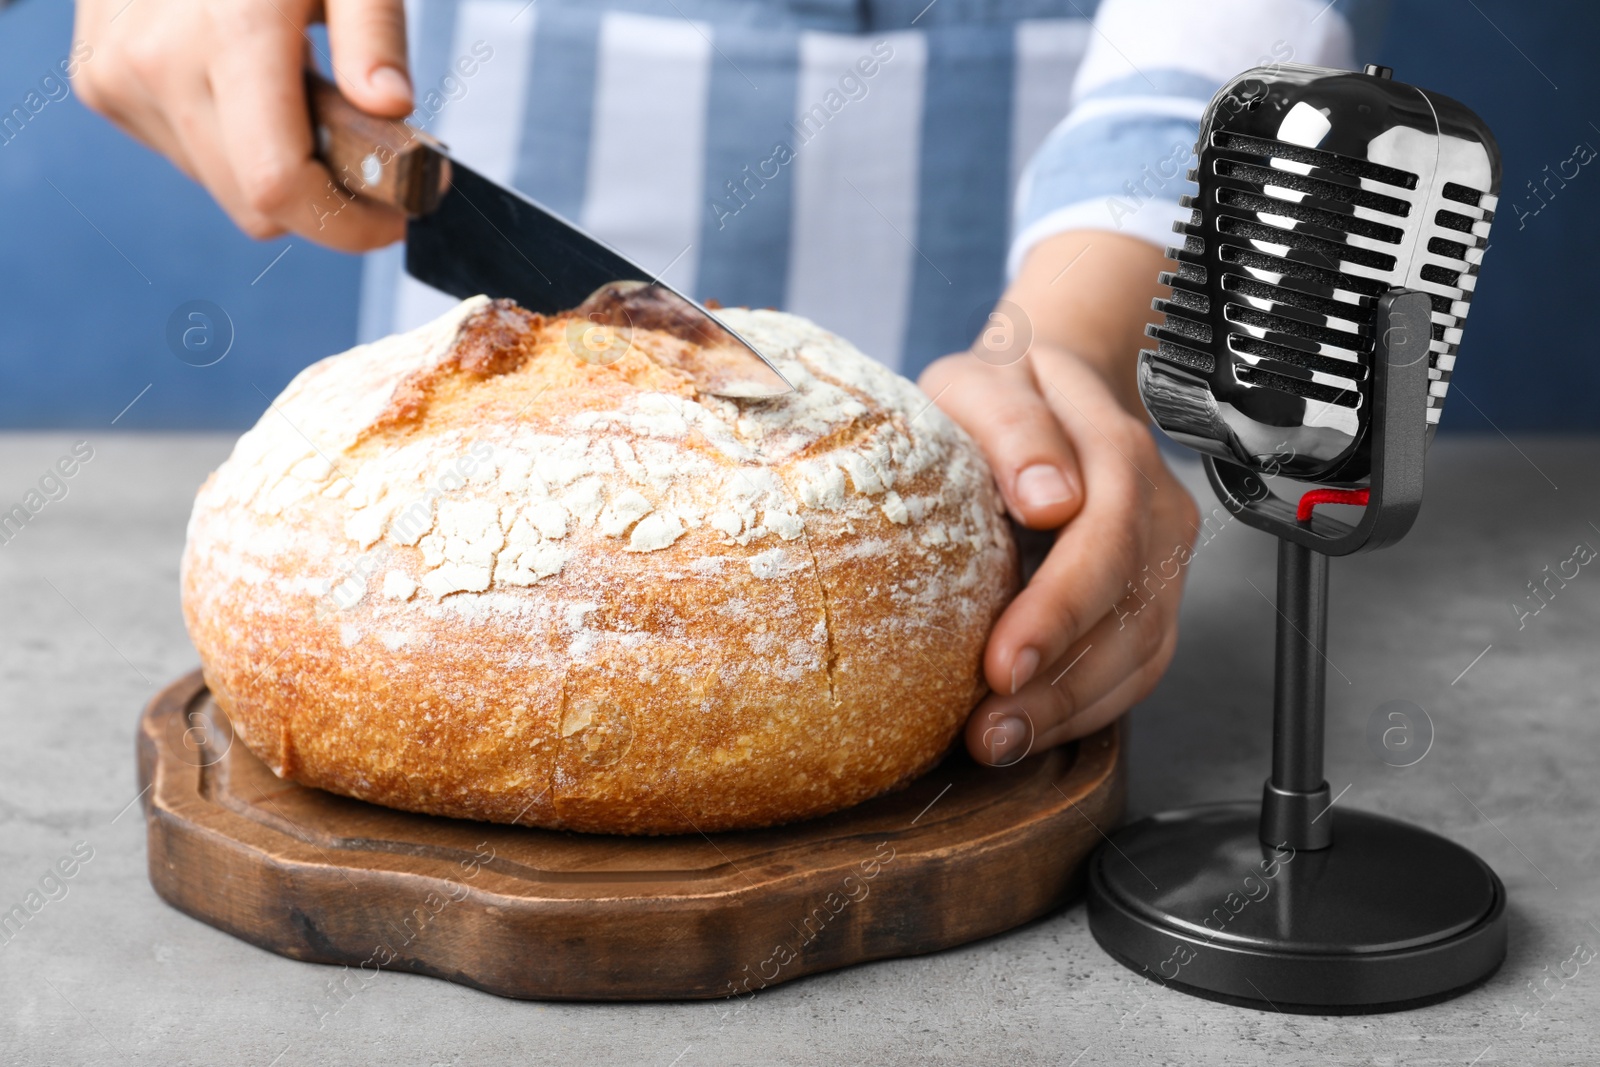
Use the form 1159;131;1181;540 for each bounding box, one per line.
1002;230;1170;416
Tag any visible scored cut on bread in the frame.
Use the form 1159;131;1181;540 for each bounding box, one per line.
181;295;1017;834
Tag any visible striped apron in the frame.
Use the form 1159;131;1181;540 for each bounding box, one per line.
361;0;1101;379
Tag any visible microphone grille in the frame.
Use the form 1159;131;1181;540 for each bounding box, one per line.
1138;66;1500;484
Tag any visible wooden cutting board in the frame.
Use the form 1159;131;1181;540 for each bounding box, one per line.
138;670;1124;1001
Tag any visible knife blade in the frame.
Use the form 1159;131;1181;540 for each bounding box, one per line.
304;72;793;399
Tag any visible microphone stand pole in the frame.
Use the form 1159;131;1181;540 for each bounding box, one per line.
1263;540;1331;852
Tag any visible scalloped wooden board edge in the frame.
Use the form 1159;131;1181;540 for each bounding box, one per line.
139;670;1124;1000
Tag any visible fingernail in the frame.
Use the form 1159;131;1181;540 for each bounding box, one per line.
985;716;1030;766
1015;464;1075;510
369;65;413;102
1010;647;1040;695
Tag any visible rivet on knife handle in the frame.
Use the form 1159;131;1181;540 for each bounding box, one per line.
305;71;450;216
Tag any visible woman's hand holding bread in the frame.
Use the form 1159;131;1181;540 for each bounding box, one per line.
922;230;1200;766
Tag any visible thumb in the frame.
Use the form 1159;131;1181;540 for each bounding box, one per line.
326;0;413;117
918;350;1084;531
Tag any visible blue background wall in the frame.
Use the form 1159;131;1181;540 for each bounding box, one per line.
0;0;1591;431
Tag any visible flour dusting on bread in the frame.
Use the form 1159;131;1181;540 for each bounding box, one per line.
181;296;1016;834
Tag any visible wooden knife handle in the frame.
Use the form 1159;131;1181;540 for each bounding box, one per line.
305;70;450;216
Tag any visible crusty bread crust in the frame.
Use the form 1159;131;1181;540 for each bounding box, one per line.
181;297;1017;833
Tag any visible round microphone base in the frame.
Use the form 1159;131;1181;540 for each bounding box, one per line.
1086;802;1506;1014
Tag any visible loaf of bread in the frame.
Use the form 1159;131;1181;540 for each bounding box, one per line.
181;294;1017;833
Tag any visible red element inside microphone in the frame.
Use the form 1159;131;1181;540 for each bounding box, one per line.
1296;487;1371;522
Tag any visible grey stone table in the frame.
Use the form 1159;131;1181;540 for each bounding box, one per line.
2;432;1596;1066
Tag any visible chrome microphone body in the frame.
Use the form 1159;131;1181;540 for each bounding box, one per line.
1138;62;1501;486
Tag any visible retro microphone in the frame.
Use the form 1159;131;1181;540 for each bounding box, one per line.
1085;63;1506;1012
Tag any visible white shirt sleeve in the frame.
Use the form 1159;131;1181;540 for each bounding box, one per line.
1008;0;1377;277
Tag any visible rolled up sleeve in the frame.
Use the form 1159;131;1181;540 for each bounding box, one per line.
1008;0;1386;277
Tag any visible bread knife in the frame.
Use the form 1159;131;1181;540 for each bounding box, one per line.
304;72;793;399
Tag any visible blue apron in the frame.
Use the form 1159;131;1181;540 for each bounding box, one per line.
362;0;1100;378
